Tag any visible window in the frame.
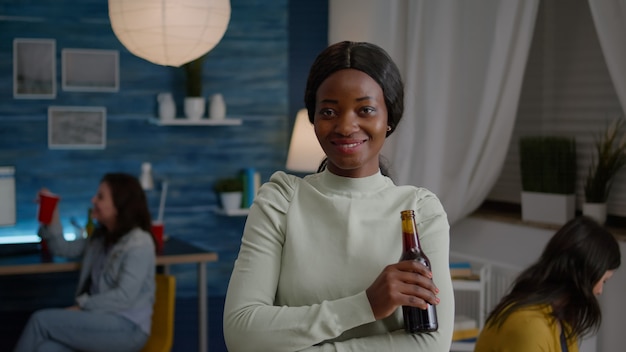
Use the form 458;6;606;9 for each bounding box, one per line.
486;0;626;217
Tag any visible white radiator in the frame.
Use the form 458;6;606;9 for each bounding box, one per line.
486;265;519;314
450;252;521;352
450;251;521;329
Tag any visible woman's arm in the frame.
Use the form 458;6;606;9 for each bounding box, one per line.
301;197;455;352
38;221;87;258
301;217;454;352
224;174;384;351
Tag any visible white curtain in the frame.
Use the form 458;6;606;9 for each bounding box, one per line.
588;0;626;115
585;2;626;351
329;0;539;224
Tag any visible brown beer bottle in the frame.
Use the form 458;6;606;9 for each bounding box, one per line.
399;209;438;333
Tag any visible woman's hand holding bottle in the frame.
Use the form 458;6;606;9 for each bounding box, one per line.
365;260;439;320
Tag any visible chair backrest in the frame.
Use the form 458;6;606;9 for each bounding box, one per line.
141;274;176;352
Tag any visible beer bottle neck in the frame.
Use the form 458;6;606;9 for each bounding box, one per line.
400;211;421;251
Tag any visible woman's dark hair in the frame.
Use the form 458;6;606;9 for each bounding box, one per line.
92;173;154;248
304;41;404;177
485;216;621;340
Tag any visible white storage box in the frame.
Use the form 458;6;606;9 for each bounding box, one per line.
0;166;16;226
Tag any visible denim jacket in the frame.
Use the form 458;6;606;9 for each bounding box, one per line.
39;224;155;333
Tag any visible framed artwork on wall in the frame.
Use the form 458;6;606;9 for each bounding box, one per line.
13;38;56;99
48;106;107;149
62;49;119;92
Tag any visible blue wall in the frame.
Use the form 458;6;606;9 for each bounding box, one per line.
0;0;328;297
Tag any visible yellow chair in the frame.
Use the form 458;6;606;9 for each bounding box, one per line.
141;274;176;352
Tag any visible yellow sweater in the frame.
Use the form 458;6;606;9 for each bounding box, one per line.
474;305;578;352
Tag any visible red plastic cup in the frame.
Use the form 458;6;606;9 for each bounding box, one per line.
151;221;164;253
38;191;60;225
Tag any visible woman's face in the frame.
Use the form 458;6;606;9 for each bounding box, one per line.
313;69;388;178
593;270;614;296
91;182;117;229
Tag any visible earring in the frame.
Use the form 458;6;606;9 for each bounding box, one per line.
386;126;392;132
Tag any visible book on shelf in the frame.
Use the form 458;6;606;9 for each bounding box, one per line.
452;328;480;341
241;167;260;208
454;315;477;331
453;315;479;341
253;171;261;198
450;261;474;279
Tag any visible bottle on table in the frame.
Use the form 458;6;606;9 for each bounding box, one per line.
399;209;438;333
85;208;95;237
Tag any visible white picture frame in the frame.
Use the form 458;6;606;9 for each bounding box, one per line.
13;38;56;99
62;49;119;92
48;106;107;149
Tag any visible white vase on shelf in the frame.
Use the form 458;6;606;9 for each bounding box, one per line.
209;93;226;120
184;97;205;121
157;93;176;121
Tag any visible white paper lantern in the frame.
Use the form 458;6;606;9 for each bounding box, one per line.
109;0;231;67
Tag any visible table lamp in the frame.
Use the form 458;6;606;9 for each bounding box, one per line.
286;109;325;173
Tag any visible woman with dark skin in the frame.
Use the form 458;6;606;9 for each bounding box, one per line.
224;41;454;351
475;216;621;352
14;173;157;352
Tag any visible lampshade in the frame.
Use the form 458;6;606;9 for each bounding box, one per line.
286;109;325;172
108;0;231;67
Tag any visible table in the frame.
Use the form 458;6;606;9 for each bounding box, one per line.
0;237;218;352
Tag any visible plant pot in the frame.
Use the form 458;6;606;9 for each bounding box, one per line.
184;97;205;121
521;191;575;226
582;202;607;225
219;192;242;212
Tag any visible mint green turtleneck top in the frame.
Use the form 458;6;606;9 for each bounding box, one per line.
223;170;454;352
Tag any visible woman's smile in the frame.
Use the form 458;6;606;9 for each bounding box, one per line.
331;138;367;153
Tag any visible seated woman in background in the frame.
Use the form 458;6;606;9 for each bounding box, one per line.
13;173;156;352
474;216;621;352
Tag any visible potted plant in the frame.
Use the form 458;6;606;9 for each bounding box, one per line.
183;55;206;120
583;118;626;224
214;177;243;212
519;136;577;225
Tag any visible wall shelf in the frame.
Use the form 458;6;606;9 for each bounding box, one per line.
149;117;242;126
450;264;490;352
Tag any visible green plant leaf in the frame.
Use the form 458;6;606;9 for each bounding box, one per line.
213;177;243;193
584;118;626;202
519;136;577;194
